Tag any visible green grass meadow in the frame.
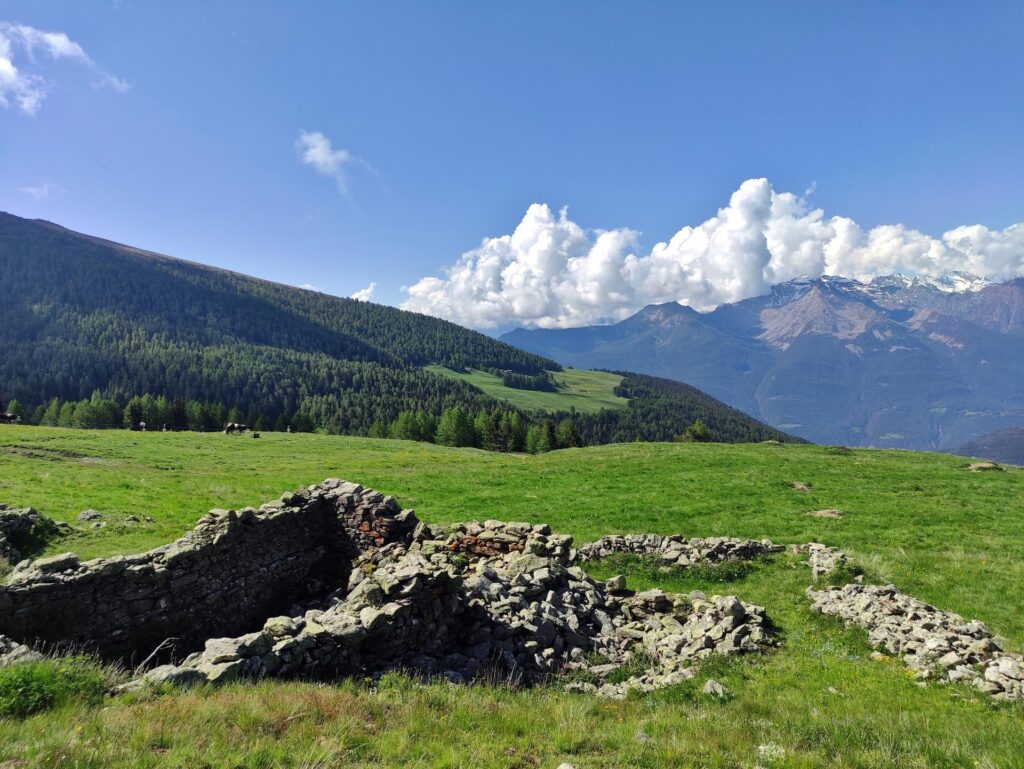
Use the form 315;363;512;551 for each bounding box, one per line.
425;365;628;413
0;425;1022;767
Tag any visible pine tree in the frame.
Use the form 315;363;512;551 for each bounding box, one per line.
57;401;76;428
290;411;315;432
676;418;713;443
490;410;509;452
123;396;145;429
474;410;495;451
186;401;206;431
41;398;61;426
556;418;581;449
390;411;417;440
525;424;542;454
436;407;463;446
414;410;437;442
536;420;556;453
507;412;527;452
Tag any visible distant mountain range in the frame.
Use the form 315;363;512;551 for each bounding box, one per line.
503;274;1024;449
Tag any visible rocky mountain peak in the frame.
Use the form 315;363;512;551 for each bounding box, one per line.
757;284;889;349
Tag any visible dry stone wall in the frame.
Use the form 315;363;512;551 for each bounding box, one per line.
577;534;781;567
792;542;847;579
808;583;1023;700
0;481;416;662
3;479;1019;705
137;517;775;698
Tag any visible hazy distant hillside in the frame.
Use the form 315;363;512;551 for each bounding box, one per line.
956;426;1024;465
0;211;797;446
503;275;1024;450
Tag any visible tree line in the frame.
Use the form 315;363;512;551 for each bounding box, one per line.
0;394;584;453
370;406;581;453
0;393;317;433
499;371;557;392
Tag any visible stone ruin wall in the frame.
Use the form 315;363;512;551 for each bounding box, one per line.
0;482;416;662
0;479;1020;703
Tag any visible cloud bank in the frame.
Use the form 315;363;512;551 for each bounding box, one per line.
402;178;1024;329
0;21;127;115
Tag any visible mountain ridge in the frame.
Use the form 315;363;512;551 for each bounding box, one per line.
502;274;1024;449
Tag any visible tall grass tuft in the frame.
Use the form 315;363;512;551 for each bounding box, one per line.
0;654;121;717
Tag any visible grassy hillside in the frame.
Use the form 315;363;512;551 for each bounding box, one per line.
0;426;1022;767
425;366;628;413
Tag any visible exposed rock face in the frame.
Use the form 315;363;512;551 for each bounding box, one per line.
0;505;67;565
135;519;775;698
0;481;416;661
576;534;781;568
808;583;1023;701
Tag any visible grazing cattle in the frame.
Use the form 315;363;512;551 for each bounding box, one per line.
0;412;20;425
252;432;261;439
223;422;248;435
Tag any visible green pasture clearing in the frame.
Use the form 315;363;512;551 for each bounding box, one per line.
425;365;627;413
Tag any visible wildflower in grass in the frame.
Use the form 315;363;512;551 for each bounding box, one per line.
756;742;786;763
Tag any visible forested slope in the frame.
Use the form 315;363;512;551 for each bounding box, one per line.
0;211;800;446
0;212;554;431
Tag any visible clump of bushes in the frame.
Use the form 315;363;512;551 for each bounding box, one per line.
0;656;114;717
500;371;557;392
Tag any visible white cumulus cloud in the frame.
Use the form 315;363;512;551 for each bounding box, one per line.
0;21;127;115
351;282;377;302
296;130;371;194
402;178;1024;329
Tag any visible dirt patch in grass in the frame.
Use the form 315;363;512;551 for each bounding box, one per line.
968;461;1003;472
807;509;843;519
1;445;90;462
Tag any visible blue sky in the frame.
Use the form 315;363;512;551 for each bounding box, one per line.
2;2;1022;328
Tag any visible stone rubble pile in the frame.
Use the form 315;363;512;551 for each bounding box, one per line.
564;589;772;698
0;505;67;565
576;534;781;568
792;542;848;579
808;583;1023;701
137;517;776;697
